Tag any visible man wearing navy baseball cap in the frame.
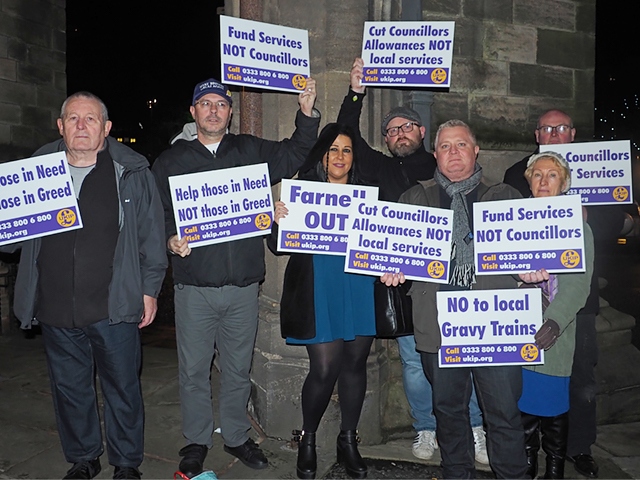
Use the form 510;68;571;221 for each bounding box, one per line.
152;77;319;478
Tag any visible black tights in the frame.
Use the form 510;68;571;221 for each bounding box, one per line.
301;336;374;433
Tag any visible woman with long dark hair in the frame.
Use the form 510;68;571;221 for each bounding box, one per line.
269;123;374;479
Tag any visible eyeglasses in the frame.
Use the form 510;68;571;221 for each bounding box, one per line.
536;124;572;135
385;122;420;137
195;100;230;110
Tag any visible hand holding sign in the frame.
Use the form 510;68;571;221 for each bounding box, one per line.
380;271;405;287
350;58;365;94
298;77;317;117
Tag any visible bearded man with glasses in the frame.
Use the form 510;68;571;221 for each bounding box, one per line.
336;58;490;466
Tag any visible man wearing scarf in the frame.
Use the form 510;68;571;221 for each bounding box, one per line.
395;120;527;479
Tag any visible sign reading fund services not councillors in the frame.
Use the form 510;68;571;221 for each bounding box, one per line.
168;164;273;248
277;180;379;256
220;15;310;94
473;195;586;275
0;152;83;246
540;140;632;205
360;21;455;88
437;289;544;368
344;200;453;282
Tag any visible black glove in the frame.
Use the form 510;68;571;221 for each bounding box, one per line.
534;319;560;350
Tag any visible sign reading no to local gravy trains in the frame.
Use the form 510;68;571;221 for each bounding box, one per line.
0;152;83;246
539;140;633;205
220;15;310;94
360;21;455;88
436;289;544;368
168;164;273;248
344;200;453;283
473;195;585;275
277;180;379;256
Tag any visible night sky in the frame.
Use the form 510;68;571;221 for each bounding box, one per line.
65;2;634;152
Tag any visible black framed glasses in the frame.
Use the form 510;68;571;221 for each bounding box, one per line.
385;122;420;137
536;124;572;134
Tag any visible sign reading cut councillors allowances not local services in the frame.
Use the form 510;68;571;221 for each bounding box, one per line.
0;152;83;247
360;21;455;88
168;163;273;249
437;289;544;367
540;140;632;205
220;15;310;94
474;194;585;275
277;180;379;256
344;200;453;282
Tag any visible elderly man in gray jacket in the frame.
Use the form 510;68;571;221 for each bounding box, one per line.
2;91;167;480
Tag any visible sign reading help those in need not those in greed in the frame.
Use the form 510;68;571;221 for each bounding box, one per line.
437;289;544;368
0;152;83;246
220;15;310;94
360;21;455;88
168;164;273;248
539;140;633;205
344;200;454;282
474;195;586;275
277;180;379;256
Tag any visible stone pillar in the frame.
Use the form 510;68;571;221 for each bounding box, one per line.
239;0;263;138
241;0;390;446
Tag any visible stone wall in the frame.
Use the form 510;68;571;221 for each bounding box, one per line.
425;0;595;148
0;0;67;165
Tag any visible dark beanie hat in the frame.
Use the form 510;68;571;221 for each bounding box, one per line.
381;106;422;136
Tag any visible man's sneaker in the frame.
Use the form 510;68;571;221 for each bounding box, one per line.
223;438;268;469
412;430;438;460
472;426;489;464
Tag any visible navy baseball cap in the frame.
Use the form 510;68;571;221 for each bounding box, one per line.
192;78;233;106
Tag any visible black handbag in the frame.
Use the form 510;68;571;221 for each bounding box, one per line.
374;281;414;338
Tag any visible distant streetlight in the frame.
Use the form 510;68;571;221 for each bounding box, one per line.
147;99;157;109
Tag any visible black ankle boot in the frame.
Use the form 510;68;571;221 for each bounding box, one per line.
541;413;568;479
337;430;367;479
522;413;541;479
294;430;316;479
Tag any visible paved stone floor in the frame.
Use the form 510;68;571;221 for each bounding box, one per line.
1;331;639;479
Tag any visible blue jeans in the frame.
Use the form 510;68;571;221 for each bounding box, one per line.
397;335;483;432
421;352;527;479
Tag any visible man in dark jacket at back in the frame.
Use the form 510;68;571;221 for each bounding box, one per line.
152;78;320;477
2;91;167;479
503;109;625;478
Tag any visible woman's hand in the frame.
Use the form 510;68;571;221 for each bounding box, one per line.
274;201;289;225
380;272;405;286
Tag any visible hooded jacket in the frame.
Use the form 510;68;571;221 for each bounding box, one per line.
6;137;168;329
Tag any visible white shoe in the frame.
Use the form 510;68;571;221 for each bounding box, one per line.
412;429;438;460
473;425;489;464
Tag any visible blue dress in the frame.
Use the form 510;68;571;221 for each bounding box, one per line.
287;254;376;345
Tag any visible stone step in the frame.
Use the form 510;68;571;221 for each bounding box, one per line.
596;343;640;424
